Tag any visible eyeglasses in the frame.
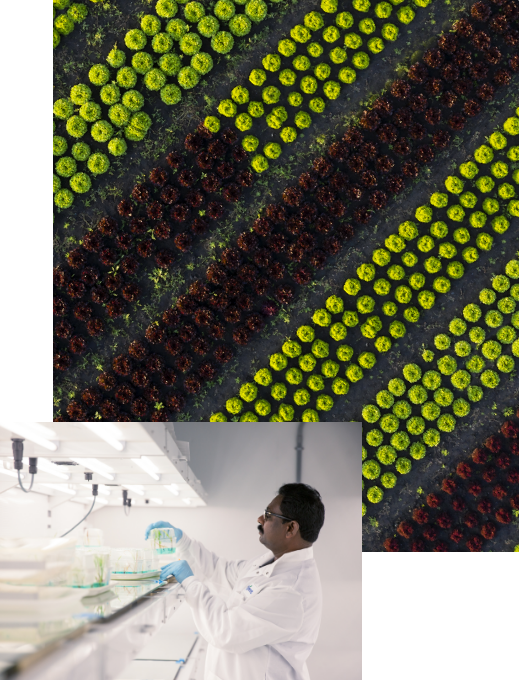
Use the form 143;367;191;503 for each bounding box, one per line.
264;508;294;523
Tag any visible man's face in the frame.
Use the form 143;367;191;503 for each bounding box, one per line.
257;494;296;552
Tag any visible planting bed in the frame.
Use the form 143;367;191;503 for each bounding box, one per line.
55;1;519;548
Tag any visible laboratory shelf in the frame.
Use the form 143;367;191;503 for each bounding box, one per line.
0;579;183;680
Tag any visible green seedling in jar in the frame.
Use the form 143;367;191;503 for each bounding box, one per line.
94;554;108;586
151;527;176;554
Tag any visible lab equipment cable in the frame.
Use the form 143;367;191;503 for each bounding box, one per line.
17;467;35;493
60;485;98;537
12;438;37;493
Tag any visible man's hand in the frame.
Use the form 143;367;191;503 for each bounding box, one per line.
144;521;183;541
161;560;194;583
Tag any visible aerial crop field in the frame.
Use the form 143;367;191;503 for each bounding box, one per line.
54;0;519;548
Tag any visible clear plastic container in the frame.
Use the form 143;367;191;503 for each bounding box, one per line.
150;528;176;554
143;548;159;573
110;548;159;574
66;547;111;588
76;528;104;547
0;537;76;587
110;548;144;574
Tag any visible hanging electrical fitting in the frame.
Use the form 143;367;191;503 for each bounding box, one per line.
60;472;98;538
12;438;38;493
123;489;132;516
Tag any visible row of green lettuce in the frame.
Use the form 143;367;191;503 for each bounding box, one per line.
320;117;519;355
207;112;519;422
361;255;519;515
206;0;430;172
52;0;287;208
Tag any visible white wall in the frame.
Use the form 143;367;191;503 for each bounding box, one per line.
0;487;98;539
92;423;362;680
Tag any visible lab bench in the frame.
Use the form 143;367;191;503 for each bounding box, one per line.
0;579;185;680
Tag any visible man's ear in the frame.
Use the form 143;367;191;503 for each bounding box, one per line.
286;520;300;538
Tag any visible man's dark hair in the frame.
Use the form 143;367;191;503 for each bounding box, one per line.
278;483;325;543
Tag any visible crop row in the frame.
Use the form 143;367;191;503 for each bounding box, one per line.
361;255;519;514
55;2;519;420
210;0;429;173
322;123;519;357
52;0;284;208
53;0;88;50
207;114;519;421
53;122;253;370
54;5;519;367
53;0;284;209
383;412;519;551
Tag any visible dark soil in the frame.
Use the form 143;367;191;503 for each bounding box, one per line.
362;404;519;552
54;0;487;413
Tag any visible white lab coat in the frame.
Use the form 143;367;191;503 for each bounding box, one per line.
175;532;322;680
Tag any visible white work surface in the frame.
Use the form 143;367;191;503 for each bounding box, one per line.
12;583;184;680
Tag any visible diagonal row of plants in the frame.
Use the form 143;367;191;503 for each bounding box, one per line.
54;2;519;421
360;250;519;514
206;109;519;422
382;409;519;551
53;0;296;208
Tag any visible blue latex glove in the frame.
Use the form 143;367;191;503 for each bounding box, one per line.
144;521;183;542
161;560;193;583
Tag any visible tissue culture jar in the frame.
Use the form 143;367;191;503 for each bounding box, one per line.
150;528;176;554
67;547;111;587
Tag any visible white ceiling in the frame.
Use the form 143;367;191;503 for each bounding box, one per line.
0;423;207;508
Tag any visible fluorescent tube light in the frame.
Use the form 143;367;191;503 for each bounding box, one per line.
131;456;160;481
40;483;76;495
70;458;115;481
0;461;23;479
26;424;57;439
151;498;163;505
23;457;69;480
122;484;145;496
165;484;179;496
82;423;125;451
0;422;58;451
183;498;192;505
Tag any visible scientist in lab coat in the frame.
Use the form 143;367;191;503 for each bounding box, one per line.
144;482;325;680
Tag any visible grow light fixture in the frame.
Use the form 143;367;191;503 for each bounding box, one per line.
165;484;179;496
82;423;125;451
40;483;76;495
71;458;115;481
122;484;145;496
0;461;22;479
131;456;161;481
24;457;69;480
0;422;58;451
